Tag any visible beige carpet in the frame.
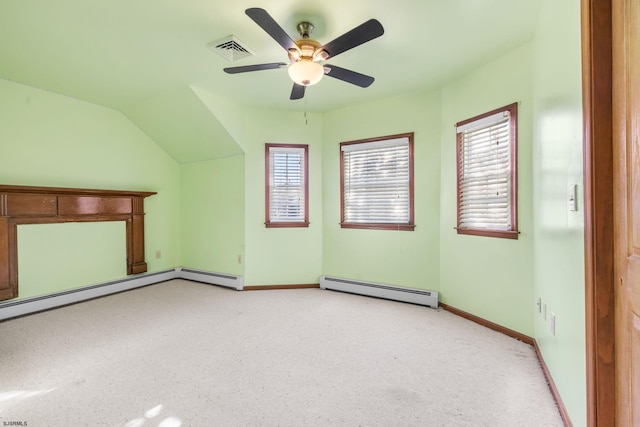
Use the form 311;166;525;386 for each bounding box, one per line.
0;279;563;426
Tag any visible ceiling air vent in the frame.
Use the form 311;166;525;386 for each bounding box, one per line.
210;35;255;61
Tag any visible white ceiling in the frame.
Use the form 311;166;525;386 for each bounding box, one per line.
0;0;543;162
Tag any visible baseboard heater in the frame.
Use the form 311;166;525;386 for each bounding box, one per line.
0;267;244;321
0;269;179;321
177;267;244;291
320;275;439;308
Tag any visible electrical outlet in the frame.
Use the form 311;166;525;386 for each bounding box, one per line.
237;254;242;264
154;250;161;259
550;312;556;336
543;303;547;321
536;297;542;313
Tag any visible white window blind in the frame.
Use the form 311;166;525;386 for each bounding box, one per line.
457;110;513;231
268;146;305;223
342;136;410;224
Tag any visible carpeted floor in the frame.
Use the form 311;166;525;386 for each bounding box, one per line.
0;279;563;426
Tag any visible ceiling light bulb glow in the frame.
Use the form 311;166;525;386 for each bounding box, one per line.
288;60;324;86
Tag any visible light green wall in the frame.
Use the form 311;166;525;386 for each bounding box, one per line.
180;154;245;276
18;222;126;298
0;78;181;298
531;0;585;424
175;98;323;286
322;91;442;290
439;43;535;336
189;86;247;152
242;108;324;286
123;86;244;164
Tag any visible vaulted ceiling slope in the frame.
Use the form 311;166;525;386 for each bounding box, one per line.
0;0;542;163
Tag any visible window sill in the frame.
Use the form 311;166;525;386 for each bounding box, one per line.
456;228;519;239
265;221;310;228
340;223;415;231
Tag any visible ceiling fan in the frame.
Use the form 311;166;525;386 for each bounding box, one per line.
223;8;384;100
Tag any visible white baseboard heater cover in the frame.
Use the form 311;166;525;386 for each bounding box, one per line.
0;267;245;321
320;275;439;308
176;268;244;291
0;269;179;321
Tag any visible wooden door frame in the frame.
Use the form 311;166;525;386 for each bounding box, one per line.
582;0;615;425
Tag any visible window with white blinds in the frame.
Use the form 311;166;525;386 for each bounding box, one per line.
265;144;309;228
456;103;518;239
340;133;415;231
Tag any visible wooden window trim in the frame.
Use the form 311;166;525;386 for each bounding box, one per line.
264;143;309;228
339;132;415;231
456;103;518;239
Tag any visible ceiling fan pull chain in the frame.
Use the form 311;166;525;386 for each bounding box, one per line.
304;96;309;125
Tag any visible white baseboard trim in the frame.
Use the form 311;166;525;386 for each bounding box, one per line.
0;267;244;321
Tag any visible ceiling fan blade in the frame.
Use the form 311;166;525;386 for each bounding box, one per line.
290;83;306;100
245;8;298;52
324;65;375;88
320;19;384;59
224;63;288;74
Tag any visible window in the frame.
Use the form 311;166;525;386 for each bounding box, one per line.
456;103;518;239
265;144;309;228
340;132;415;231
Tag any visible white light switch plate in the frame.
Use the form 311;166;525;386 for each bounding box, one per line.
568;184;577;211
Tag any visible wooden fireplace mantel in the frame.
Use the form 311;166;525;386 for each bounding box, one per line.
0;185;157;301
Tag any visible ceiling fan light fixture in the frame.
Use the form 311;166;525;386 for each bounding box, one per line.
313;49;330;62
288;60;324;86
288;48;301;62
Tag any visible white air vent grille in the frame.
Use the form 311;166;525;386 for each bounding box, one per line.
210;35;255;61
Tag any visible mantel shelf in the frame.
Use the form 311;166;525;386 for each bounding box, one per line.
0;185;156;198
